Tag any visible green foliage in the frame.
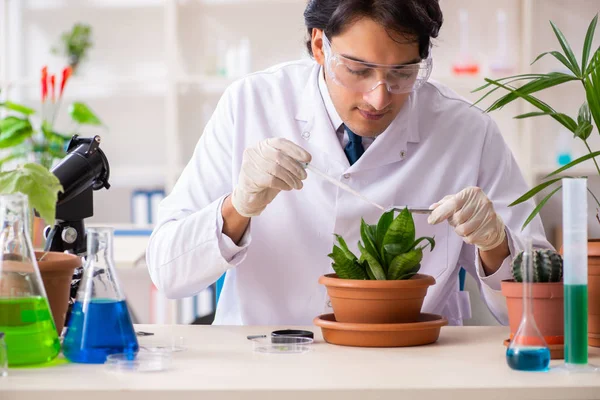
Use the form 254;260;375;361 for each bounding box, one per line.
0;163;63;226
473;14;600;229
51;23;93;72
328;208;435;280
511;249;563;283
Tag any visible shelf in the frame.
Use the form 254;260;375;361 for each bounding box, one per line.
22;0;164;10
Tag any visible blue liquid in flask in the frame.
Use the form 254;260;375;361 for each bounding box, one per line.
506;347;550;371
63;299;138;364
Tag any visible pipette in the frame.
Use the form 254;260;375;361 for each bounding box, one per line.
302;163;432;214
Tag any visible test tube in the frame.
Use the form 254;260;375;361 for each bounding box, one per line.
562;178;589;366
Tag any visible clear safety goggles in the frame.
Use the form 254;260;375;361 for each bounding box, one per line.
322;33;432;94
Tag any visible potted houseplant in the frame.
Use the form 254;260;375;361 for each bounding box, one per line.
0;66;101;333
474;14;600;348
51;23;93;74
318;207;436;324
501;249;564;359
0;163;81;334
0;66;103;247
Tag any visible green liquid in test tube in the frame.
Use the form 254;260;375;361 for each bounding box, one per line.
560;178;597;372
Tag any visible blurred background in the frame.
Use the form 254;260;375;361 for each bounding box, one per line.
1;0;599;325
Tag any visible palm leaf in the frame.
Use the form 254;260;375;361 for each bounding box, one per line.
582;14;599;73
531;51;580;77
550;20;582;77
513;111;577;132
509;177;563;206
521;185;562;230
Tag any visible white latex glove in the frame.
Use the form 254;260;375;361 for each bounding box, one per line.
231;138;312;217
427;187;506;252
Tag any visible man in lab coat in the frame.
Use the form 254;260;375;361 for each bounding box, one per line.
146;0;551;326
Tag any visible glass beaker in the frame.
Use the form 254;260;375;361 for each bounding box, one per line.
506;239;550;371
0;194;60;366
62;227;138;364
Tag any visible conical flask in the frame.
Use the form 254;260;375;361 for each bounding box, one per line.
62;227;138;364
506;239;550;371
0;194;60;366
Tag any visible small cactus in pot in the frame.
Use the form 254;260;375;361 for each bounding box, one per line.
511;249;563;283
501;248;565;359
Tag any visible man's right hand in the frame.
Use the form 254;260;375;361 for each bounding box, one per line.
231;138;312;217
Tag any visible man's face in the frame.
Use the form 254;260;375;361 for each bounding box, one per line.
312;18;421;137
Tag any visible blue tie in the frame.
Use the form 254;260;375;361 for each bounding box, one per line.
344;125;364;165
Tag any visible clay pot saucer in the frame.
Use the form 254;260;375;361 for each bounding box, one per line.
314;313;447;347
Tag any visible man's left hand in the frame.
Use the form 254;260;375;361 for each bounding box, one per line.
427;186;506;252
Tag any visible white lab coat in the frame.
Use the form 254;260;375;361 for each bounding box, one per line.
146;59;552;326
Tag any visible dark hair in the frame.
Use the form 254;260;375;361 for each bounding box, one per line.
303;0;443;59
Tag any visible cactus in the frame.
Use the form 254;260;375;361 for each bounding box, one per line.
511;249;563;283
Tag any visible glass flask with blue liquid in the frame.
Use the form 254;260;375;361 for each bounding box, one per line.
506;239;551;372
63;227;138;364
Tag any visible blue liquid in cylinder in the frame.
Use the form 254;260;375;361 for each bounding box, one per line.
63;299;138;364
506;347;550;371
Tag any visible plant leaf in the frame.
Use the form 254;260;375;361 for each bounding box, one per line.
582;14;598;74
0;163;63;226
544;151;600;178
382;207;415;255
69;102;102;125
584;52;600;130
531;51;580;77
550;20;582;77
387;248;423;280
358;241;386;280
333;234;358;262
482;77;579;133
575;122;593;140
376;210;394;255
41;121;72;146
0;151;27;167
0;101;35;115
513;111;577;131
360;218;382;267
328;245;365;280
521;185;562;230
509;177;563;206
410;236;436;252
0;117;34;149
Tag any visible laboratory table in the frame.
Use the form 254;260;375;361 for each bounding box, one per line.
3;324;600;400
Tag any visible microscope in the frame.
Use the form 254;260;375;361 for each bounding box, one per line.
44;135;111;318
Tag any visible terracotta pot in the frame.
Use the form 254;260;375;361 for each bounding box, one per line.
318;273;436;324
588;240;600;347
36;251;82;334
501;280;564;350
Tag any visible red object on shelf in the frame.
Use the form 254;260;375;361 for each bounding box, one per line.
452;63;480;75
41;66;48;102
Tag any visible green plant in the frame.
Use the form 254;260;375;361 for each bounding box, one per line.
0;163;62;228
511;249;563;283
328;208;435;280
51;23;93;73
0;66;102;170
473;14;600;229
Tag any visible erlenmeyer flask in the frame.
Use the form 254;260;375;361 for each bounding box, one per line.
506;239;551;371
62;227;138;363
0;194;60;366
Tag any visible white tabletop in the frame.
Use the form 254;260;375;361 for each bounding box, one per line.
3;324;600;400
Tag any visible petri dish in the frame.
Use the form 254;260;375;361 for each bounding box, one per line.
251;335;313;354
140;336;186;353
105;350;172;373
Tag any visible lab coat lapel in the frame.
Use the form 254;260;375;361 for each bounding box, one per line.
295;66;350;170
348;91;421;173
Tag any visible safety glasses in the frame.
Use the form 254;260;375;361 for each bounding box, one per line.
321;33;432;94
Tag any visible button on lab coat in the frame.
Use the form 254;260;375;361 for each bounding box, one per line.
146;60;552;326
